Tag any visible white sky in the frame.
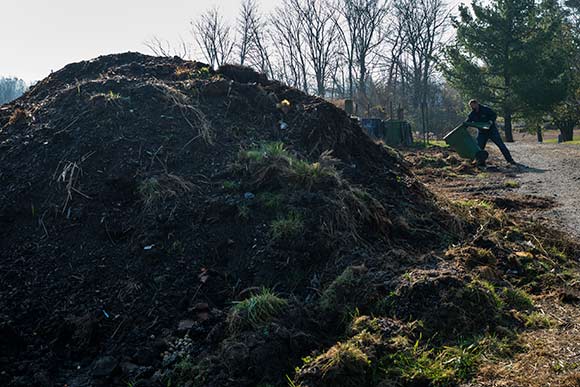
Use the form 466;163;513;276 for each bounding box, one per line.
0;0;280;83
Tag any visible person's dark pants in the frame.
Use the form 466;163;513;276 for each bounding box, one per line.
477;126;515;163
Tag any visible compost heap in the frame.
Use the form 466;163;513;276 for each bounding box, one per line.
1;53;570;387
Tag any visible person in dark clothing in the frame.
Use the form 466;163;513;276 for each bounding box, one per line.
467;99;516;165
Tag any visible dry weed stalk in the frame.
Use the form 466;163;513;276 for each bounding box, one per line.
152;82;213;146
53;152;94;213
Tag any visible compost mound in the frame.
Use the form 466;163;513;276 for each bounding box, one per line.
0;53;453;386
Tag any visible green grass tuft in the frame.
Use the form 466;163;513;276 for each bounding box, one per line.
524;311;555;328
240;142;290;162
470;279;504;309
138;177;161;207
290;160;338;190
222;180;240;191
456;199;493;210
228;288;288;331
502;287;534;311
257;192;284;211
544;138;580;145
271;211;304;240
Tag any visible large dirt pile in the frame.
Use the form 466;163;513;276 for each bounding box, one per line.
0;53;476;387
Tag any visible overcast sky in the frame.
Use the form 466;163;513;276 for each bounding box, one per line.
0;0;280;83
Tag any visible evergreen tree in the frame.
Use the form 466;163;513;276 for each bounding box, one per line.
551;0;580;141
443;0;572;142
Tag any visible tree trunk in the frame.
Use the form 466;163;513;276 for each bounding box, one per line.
504;112;514;142
359;61;366;100
536;127;543;143
560;124;574;141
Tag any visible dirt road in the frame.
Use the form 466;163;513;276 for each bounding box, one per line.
509;142;580;237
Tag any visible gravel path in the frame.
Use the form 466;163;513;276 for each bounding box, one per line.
508;142;580;237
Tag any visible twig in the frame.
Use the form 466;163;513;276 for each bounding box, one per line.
111;319;125;339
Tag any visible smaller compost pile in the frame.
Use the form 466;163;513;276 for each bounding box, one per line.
1;53;575;387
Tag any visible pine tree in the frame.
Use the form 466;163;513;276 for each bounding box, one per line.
443;0;572;142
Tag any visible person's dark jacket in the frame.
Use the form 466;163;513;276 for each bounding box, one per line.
467;104;497;125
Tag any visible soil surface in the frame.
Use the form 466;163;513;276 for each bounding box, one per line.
509;142;580;238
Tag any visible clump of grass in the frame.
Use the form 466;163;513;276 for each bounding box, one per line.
7;108;27;125
501;287;534;311
384;337;487;385
447;246;496;267
222;180;240;192
456;199;493;210
386;345;457;385
504;180;520;188
386;334;519;386
271;211;304;240
137;174;194;209
240;142;290;163
237;204;250;220
474;334;519;360
470;279;504;309
547;246;567;261
416;155;448;168
319;342;370;375
257;192;284;211
412;140;449;148
228;288;287;331
293;341;370;386
291;160;328;189
319;266;372;317
175;66;193;78
524;311;555;328
138;177;162;208
196;66;211;78
349;316;382;335
106;90;121;100
240;143;340;190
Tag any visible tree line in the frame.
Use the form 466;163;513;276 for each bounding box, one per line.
0;77;27;105
146;0;580;141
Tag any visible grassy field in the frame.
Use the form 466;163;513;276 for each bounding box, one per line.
412;139;449;148
543;138;580;145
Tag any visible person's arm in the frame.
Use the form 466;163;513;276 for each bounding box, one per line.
467;111;476;122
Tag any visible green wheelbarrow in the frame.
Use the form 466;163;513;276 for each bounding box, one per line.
443;122;490;165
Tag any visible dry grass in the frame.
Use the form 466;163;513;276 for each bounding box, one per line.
7;108;27;126
472;297;580;387
53;152;95;213
153;82;213;145
138;173;195;210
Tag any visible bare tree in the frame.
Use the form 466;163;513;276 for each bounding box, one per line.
144;36;190;59
335;0;390;101
396;0;448;140
192;7;235;69
287;0;340;96
270;3;309;91
237;0;273;75
238;0;257;66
